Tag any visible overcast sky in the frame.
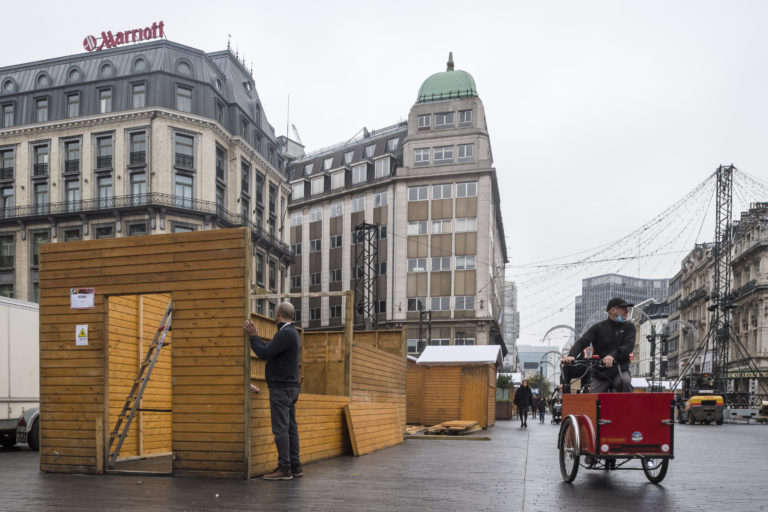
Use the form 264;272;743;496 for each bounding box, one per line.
3;1;767;345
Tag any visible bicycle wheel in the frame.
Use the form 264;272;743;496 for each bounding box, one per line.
559;416;580;482
642;457;669;483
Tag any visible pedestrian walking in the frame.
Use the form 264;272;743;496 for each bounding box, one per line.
513;380;533;428
538;396;547;423
531;394;538;420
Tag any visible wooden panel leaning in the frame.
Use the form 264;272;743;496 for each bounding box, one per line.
38;228;250;479
350;343;407;434
343;402;402;456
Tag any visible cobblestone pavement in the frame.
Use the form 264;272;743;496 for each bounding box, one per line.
2;415;767;511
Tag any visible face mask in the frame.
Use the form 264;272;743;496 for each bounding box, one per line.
616;315;627;323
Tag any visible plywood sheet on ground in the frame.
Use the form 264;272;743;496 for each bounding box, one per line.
343;402;402;456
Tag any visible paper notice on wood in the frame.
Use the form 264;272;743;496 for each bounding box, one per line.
71;288;95;309
76;324;89;346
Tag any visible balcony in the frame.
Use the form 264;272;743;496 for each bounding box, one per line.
33;163;48;176
130;151;146;166
175;153;194;168
0;192;293;261
96;155;112;169
0;167;12;180
64;159;80;174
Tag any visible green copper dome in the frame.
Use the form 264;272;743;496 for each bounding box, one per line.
416;52;478;103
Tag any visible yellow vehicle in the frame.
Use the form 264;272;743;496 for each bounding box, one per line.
681;394;724;425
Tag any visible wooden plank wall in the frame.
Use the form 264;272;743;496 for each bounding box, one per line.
250;393;349;476
343;402;402;456
301;331;345;395
107;295;140;458
486;365;497;428
459;366;489;428
39;228;250;478
418;366;462;426
352;330;406;357
350;344;407;433
406;360;424;424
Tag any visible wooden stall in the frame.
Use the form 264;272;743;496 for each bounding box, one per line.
39;229;407;479
407;345;502;429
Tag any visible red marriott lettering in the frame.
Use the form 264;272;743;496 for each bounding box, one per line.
83;21;165;52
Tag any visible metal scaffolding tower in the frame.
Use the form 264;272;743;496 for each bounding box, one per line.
354;222;380;330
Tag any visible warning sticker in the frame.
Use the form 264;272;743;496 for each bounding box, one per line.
76;324;89;346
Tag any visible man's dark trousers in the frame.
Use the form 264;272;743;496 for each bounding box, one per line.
269;386;300;469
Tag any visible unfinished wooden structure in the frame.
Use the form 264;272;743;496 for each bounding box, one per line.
38;228;406;479
407;345;502;429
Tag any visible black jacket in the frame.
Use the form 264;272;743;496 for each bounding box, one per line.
249;322;300;388
568;318;636;372
513;386;533;408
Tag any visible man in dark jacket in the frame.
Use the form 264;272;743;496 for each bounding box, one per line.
513;380;533;428
563;297;635;393
243;302;301;480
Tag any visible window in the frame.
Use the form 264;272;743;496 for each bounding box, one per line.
431;297;450;310
459;110;472;126
130;172;146;204
374;157;390;179
0;186;13;215
62;228;81;242
352;163;367;184
330;268;342;282
304;163;314;175
269;184;277;216
35;98;48;122
171;223;196;233
0;149;12;179
311;273;321;286
2;104;14;128
33;145;49;176
176;85;192;112
377;262;387;275
290;212;302;226
310;307;321;321
408;186;428;201
456;255;476;270
456;181;478;197
240;118;249;139
175;133;194;168
96;175;113;207
96;136;112;169
60;140;79;174
33;183;48;213
365;144;375;158
256;253;265;284
311;176;324;195
458;143;473;162
323;157;334;171
433;146;454;163
455;296;475;310
127;132;146;166
129;83;146;109
378;225;387;240
31;231;49;267
374;192;387;207
387;138;399;151
127;221;148;237
291;275;301;288
94;224;114;239
66;93;80;118
215;101;224;124
216;185;225;212
98;89;111;114
0;235;14;268
407;298;426;311
330;305;342;318
310;239;321;252
330;202;343;217
269;259;276;290
350;196;365;213
417;114;430;130
330;234;342;249
255;172;265;204
309;207;322;222
434;112;454;128
344;151;354;164
291;242;302;255
431;219;452;234
432;184;452;199
64;179;80;210
331;171;345;190
432;257;451;271
407;221;427;236
414;148;430;166
408;258;427;272
175;173;193;207
455;218;477;232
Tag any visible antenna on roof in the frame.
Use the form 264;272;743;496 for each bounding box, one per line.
286;94;290;138
227;34;231;52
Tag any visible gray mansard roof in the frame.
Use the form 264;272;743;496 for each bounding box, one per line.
0;40;279;163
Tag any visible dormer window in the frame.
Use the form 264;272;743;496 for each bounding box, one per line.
344;151;354;164
304;163;314;175
387;138;399;151
365;144;375;158
323;157;334;170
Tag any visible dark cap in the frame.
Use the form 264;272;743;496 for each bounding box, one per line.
606;297;634;311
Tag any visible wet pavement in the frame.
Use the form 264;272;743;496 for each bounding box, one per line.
2;415;767;511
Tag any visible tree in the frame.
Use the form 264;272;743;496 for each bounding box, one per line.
526;374;552;399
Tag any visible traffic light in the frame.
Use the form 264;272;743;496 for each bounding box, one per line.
660;335;669;356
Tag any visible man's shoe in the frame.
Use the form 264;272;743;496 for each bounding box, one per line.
291;465;303;477
263;467;293;480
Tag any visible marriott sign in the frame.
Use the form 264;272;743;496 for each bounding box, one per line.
83;21;165;52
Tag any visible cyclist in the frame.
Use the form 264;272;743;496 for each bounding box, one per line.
562;297;635;393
